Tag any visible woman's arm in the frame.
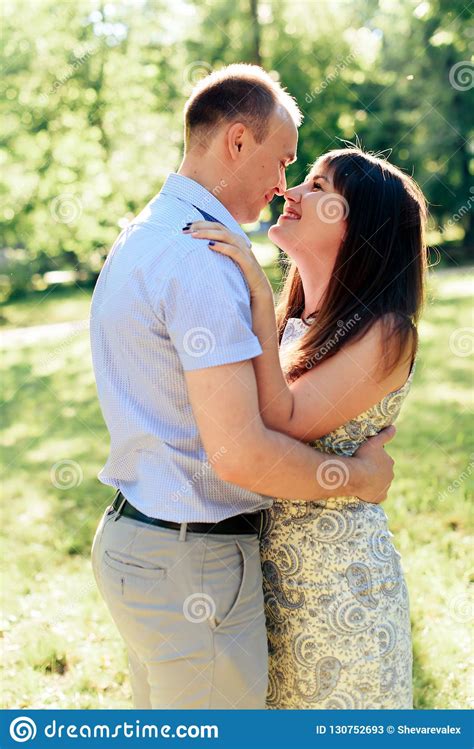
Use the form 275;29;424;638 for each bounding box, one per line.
185;221;295;428
186;222;412;442
246;289;412;441
248;289;295;429
281;323;413;441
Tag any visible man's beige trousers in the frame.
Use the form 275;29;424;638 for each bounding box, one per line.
91;505;268;708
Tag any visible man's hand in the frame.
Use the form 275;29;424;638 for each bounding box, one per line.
351;425;396;504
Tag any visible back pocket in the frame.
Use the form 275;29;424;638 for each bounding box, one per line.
104;550;167;580
102;550;167;600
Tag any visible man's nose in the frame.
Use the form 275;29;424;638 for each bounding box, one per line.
275;171;287;196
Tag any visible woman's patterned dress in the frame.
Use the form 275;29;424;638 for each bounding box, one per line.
261;317;414;709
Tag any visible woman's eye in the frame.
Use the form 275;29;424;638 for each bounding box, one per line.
312;181;322;191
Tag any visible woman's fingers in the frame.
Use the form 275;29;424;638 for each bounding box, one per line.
183;222;232;244
182;220;222;234
183;220;221;229
206;241;235;257
188;228;232;243
184;221;250;255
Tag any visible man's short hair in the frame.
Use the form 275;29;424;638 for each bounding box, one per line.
184;63;302;148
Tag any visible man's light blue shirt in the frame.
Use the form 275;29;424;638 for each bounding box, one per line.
90;173;272;521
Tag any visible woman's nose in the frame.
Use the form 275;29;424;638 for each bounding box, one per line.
283;186;300;202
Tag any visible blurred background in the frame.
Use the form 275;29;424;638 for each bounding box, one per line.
1;0;473;709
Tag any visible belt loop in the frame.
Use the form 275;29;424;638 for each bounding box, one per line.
114;492;127;522
179;522;187;542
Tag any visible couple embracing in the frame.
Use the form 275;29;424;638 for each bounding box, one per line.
90;64;427;710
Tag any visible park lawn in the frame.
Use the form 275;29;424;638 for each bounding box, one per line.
0;285;94;330
1;268;472;709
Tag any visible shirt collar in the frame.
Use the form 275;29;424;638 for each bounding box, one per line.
160;173;250;246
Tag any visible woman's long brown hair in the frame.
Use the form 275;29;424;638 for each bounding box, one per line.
276;148;428;382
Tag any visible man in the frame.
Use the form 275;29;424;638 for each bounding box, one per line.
90;64;396;709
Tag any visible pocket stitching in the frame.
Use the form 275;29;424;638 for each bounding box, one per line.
100;507;116;540
213;539;246;633
103;551;167;580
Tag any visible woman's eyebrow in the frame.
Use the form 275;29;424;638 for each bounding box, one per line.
311;173;330;182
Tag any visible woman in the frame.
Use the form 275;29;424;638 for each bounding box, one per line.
185;147;427;709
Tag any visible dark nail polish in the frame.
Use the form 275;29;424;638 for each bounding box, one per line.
182;225;190;231
209;241;215;246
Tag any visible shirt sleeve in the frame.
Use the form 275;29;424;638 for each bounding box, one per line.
160;241;263;371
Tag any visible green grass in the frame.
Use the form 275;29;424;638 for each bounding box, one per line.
0;284;94;329
1;268;473;709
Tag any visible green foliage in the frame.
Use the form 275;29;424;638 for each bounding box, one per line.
1;0;472;290
2;0;184;273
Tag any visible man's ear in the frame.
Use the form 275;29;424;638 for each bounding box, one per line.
226;122;246;161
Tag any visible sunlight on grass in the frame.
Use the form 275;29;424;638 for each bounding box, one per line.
1;286;93;329
1;269;472;708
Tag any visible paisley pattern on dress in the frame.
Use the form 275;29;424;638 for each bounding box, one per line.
261;317;414;709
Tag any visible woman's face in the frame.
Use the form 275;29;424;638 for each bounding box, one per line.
268;160;348;262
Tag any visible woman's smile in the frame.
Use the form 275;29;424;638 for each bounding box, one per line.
279;205;301;221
